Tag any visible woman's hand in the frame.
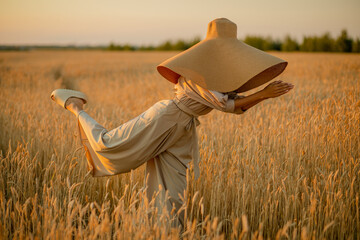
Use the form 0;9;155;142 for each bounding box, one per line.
262;80;294;99
65;97;85;116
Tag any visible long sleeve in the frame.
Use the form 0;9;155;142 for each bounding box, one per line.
77;110;110;151
175;76;246;114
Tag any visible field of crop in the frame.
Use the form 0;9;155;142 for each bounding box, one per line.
0;51;359;239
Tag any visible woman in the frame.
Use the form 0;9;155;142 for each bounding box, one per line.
51;18;294;229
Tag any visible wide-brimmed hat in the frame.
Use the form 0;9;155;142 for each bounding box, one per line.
157;18;288;93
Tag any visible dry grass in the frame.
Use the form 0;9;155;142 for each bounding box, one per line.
0;50;359;239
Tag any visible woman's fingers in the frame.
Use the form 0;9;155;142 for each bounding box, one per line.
277;83;293;89
274;86;291;92
275;88;293;95
266;81;294;98
273;82;293;89
265;80;293;98
276;85;293;92
281;86;293;91
276;87;293;92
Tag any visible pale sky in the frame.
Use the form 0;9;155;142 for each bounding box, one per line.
0;0;359;45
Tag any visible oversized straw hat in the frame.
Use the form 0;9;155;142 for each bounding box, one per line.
157;18;288;93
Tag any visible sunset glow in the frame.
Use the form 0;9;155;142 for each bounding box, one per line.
1;0;359;45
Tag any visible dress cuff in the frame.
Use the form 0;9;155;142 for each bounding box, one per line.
224;99;235;112
76;110;86;119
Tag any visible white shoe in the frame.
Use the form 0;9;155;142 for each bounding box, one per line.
50;89;88;108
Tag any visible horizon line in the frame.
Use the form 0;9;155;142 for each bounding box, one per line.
1;28;359;47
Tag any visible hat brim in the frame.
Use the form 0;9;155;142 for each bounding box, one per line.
157;38;287;93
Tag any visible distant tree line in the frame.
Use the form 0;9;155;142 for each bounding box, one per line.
107;37;202;51
1;29;358;52
248;29;359;52
107;29;360;53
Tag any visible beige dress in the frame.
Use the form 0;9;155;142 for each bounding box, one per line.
77;76;245;228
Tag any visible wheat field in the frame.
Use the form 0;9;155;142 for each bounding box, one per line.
0;51;359;239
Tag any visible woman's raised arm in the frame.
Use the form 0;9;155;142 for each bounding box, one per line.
234;80;294;112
